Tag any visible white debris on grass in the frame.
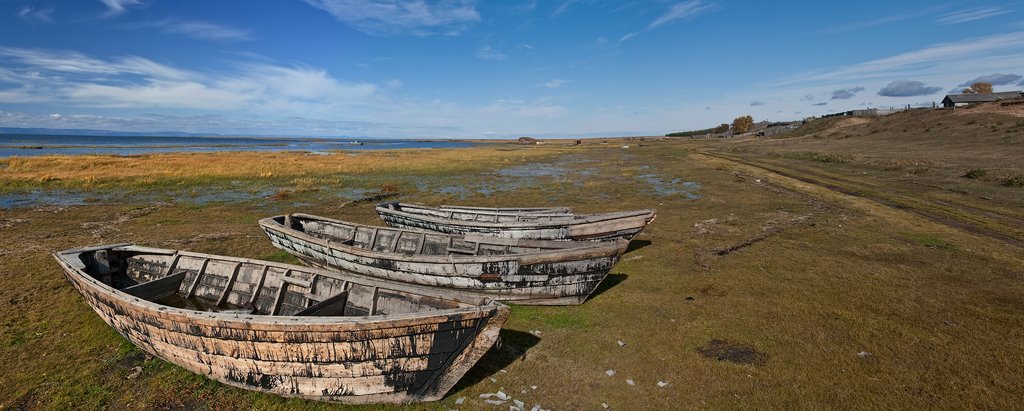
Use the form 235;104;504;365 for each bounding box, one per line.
858;351;872;358
530;385;537;390
514;399;525;408
605;369;616;377
484;399;506;406
626;379;635;386
657;381;669;387
455;396;465;404
602;402;611;409
617;340;626;347
529;330;542;337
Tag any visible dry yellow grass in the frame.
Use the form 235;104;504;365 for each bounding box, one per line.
0;146;560;187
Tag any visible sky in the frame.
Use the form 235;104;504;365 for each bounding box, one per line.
1;0;1024;138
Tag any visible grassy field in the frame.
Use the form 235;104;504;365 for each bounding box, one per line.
1;107;1022;409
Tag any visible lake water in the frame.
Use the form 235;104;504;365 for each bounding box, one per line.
0;135;473;157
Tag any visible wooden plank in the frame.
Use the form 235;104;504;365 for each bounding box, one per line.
369;286;379;316
185;258;210;299
248;265;270;306
122;272;187;301
415;232;427;254
270;269;292;316
281;276;312;289
163;253;182;278
215;262;242;307
390;232;401;252
368;227;379;249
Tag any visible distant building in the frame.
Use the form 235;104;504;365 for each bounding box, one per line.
942;91;1023;108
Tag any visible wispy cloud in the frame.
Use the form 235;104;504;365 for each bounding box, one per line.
477;98;567;119
750;100;764;106
304;0;481;36
820;7;941;35
125;19;253;42
539;79;566;89
937;7;1010;24
17;6;55;23
648;1;714;29
476;45;506;61
775;31;1024;86
99;0;143;17
618;1;714;42
0;47;378;113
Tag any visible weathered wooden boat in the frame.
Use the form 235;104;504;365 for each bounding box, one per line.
259;214;629;305
375;202;657;241
53;244;509;404
434;204;572;214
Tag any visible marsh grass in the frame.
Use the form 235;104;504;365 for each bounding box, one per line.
0;146;559;192
1;134;1023;409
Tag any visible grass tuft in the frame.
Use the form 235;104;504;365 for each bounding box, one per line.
962;168;987;179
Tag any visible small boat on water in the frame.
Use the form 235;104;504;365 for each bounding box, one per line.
54;244;508;404
375;202;657;241
259;214;629;305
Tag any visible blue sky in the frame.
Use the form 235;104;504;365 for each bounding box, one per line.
1;0;1023;138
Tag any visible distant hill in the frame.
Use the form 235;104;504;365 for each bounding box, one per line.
0;127;218;137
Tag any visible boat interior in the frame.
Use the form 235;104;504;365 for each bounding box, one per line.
61;246;470;317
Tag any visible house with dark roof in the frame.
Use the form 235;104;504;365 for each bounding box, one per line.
942;91;1023;108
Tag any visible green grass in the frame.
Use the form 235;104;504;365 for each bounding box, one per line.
901;232;955;249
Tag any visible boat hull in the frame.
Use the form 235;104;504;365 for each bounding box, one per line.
376;203;656;241
54;245;508;404
259;215;627;305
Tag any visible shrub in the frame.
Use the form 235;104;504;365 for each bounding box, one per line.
962;168;987;179
1001;175;1024;188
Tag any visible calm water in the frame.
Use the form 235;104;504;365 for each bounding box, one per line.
0;135;473;157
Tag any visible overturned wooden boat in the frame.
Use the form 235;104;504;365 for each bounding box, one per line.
54;244;509;404
375;202;657;241
259;214;629;305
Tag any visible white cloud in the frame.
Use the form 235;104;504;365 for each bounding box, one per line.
127;19;253;42
648;1;714;29
304;0;481;36
937;7;1010;24
0;47;195;81
17;6;55;23
0;47;379;114
540;79;566;89
476;45;507;61
619;32;638;42
99;0;143;17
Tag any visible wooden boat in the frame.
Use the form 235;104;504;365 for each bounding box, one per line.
259;214;629;305
434;204;572;214
53;244;509;404
375;202;657;241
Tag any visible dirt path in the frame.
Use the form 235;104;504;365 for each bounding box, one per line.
696;150;1024;249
